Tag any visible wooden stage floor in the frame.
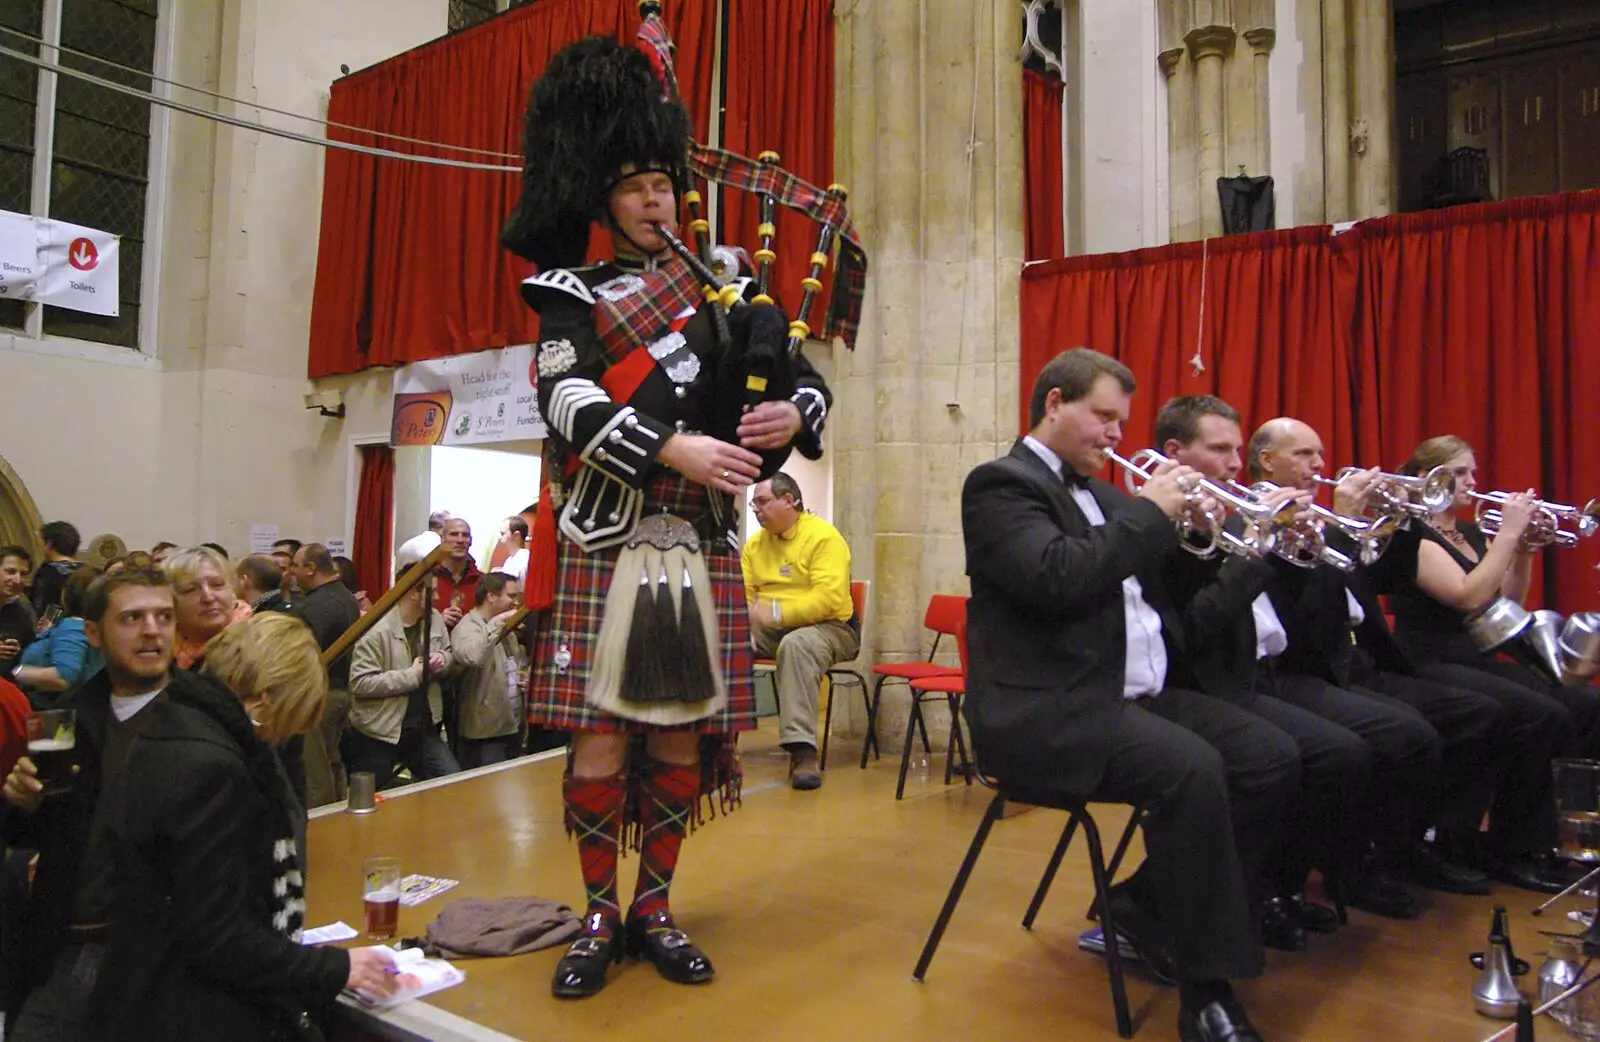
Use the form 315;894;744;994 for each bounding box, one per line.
306;721;1565;1041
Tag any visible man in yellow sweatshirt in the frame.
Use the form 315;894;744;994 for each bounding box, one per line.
742;474;858;790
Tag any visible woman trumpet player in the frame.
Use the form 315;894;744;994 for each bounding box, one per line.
1385;435;1600;891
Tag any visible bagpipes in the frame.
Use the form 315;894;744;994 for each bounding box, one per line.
633;0;867;444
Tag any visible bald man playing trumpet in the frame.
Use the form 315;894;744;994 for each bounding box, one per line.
1248;418;1567;895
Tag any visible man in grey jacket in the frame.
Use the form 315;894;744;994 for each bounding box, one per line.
347;570;459;788
451;572;523;768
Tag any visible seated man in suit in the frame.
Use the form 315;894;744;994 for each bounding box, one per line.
1246;418;1534;892
1156;395;1448;934
743;473;859;791
962;348;1298;1042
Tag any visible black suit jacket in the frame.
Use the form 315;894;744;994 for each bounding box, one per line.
1162;534;1274;699
1268;524;1423;686
961;441;1183;796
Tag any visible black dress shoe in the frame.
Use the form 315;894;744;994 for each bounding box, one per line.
1289;895;1340;935
1493;858;1569;895
552;912;623;998
1179;995;1266;1042
1405;845;1492;896
1349;870;1420;920
625;909;715;984
1089;886;1180;986
1260;898;1306;952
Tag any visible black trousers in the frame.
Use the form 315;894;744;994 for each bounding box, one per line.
1269;668;1445;863
1409;658;1567;854
1229;676;1373;898
1088;688;1299;982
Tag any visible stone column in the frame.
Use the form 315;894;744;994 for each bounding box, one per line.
1320;0;1351;222
1185;24;1236;239
1350;0;1396;217
1244;27;1275;175
828;0;1022;752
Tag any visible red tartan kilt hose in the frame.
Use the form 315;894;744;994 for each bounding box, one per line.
527;473;756;735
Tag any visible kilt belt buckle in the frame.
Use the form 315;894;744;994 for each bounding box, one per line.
628;513;701;554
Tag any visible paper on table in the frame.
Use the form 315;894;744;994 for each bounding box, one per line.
346;946;465;1010
300;921;359;945
398;874;459;907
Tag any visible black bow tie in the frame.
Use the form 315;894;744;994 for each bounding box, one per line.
1061;469;1091;490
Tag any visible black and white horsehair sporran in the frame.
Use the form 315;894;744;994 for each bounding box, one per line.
587;513;726;725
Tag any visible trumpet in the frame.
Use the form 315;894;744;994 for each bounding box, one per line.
1312;465;1457;519
1224;480;1360;572
1472;491;1600;550
1101;449;1286;561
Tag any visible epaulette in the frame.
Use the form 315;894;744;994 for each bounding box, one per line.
521;269;596;307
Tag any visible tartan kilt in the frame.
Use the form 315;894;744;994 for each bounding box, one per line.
527;471;756;735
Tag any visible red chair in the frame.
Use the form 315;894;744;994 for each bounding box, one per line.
899;616;972;800
862;594;966;770
753;580;872;770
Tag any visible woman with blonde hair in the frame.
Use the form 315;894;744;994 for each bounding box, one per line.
87;611;398;1038
1387;434;1597;892
164;546;252;670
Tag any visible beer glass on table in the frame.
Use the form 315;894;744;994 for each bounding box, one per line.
363;856;402;940
24;710;75;797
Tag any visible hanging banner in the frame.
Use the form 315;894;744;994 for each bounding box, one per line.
37;217;119;316
391;344;547;446
0;209;120;316
0;211;37;303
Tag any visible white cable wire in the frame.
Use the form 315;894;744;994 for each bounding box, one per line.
0;23;524;159
1190;237;1209;375
0;43;522;172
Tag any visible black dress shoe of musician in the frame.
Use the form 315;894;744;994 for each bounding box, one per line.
1259;898;1307;952
1404;844;1492;896
625;909;715;985
551;912;623;999
1348;869;1420;920
1178;995;1266;1042
1493;857;1570;895
1288;895;1340;935
1089;885;1180;986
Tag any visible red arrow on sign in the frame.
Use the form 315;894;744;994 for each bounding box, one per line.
68;238;98;271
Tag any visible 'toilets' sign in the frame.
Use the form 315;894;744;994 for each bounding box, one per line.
0;209;120;317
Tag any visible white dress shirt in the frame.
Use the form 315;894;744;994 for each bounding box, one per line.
1252;593;1288;660
1022;436;1167;699
1345;588;1365;625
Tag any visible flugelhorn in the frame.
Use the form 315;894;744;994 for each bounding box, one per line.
1472;490;1600;550
1101;449;1280;561
1312;465;1456;519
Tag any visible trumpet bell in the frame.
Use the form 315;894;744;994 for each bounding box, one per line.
1416;466;1458;512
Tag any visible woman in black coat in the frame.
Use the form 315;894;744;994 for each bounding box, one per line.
87;613;397;1039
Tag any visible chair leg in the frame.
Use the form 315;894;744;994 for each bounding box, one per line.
820;676;835;771
862;675;891;770
1106;808;1143;880
951;700;973;785
896;696;925;801
913;792;1005;981
916;702;933;755
856;674;878;760
1022;815;1081;930
1081;812;1135;1039
943;694;959;786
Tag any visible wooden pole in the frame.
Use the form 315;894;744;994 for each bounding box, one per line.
320;543;451;668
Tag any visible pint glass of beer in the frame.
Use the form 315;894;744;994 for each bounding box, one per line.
24;710;76;797
362;856;403;940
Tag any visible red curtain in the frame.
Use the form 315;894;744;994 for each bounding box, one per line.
1336;192;1600;613
353;445;395;598
1023;69;1064;262
308;0;717;378
1020;225;1360;468
720;0;835;327
1020;190;1600;613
